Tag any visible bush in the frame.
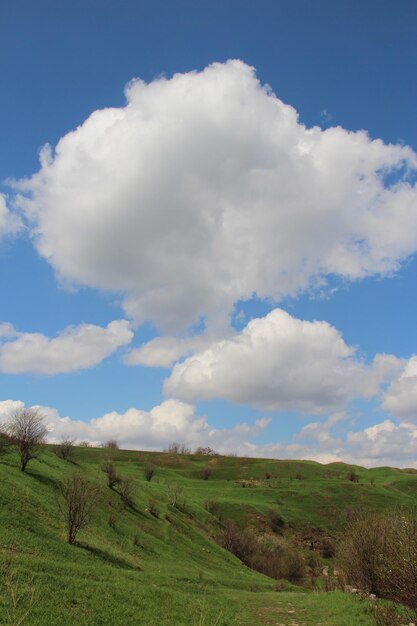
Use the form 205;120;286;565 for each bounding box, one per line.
0;426;12;455
167;483;186;510
6;408;48;472
164;442;190;454
205;499;221;517
347;470;359;482
148;500;159;518
55;438;76;462
102;461;121;488
119;478;134;509
201;465;212;480
144;463;156;482
194;446;217;455
59;473;100;544
103;439;119;450
267;509;285;534
338;508;417;610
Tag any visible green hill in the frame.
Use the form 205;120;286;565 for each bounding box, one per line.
1;445;416;625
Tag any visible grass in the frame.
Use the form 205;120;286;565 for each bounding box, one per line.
1;445;416;624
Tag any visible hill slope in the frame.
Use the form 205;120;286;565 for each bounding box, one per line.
1;446;416;625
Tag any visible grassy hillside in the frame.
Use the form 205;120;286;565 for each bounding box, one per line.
1;445;416;625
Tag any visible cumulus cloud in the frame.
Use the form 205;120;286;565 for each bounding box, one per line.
0;399;269;453
2;398;416;468
125;334;217;368
0;194;21;237
165;308;395;413
12;60;417;332
382;356;417;421
0;320;133;374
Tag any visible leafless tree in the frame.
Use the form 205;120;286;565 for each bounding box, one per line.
119;478;134;509
6;408;48;472
0;425;12;456
103;439;119;450
164;442;191;454
144;463;156;482
55;438;76;462
195;446;218;456
102;460;121;488
59;473;100;544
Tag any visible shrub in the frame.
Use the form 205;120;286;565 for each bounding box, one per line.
0;426;12;455
167;483;186;510
267;509;285;534
201;465;212;480
59;473;100;544
55;438;76;462
6;408;48;472
148;500;159;518
282;549;305;582
338;508;417;610
194;446;217;455
164;442;191;454
103;439;119;450
205;499;221;517
102;461;121;488
144;463;156;482
119;478;134;509
347;470;359;483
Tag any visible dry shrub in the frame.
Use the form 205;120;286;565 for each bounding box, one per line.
201;465;212;480
119;478;134;509
55;438;76;462
103;439;119;450
338;508;417;611
6;408;48;472
205;499;221;517
102;461;121;488
194;446;218;456
217;523;305;583
167;483;186;510
267;509;285;534
59;473;100;544
144;463;156;482
148;500;159;518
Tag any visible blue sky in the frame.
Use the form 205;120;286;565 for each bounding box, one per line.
1;0;417;465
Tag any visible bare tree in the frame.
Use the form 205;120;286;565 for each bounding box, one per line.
6;408;48;472
59;473;100;544
0;425;12;456
103;439;119;450
55;438;76;462
119;478;134;509
101;460;121;488
164;442;191;454
144;463;156;482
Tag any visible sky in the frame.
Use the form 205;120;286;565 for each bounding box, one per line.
1;0;417;466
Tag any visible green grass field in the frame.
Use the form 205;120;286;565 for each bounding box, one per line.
1;445;416;625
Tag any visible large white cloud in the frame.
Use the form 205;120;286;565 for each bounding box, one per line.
2;399;417;468
382;356;417;421
0;320;133;374
165;308;400;413
0;399;269;453
13;60;417;332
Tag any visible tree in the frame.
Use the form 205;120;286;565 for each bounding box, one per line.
0;425;12;456
59;473;100;544
144;463;156;482
55;438;76;462
101;460;121;488
7;408;48;472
